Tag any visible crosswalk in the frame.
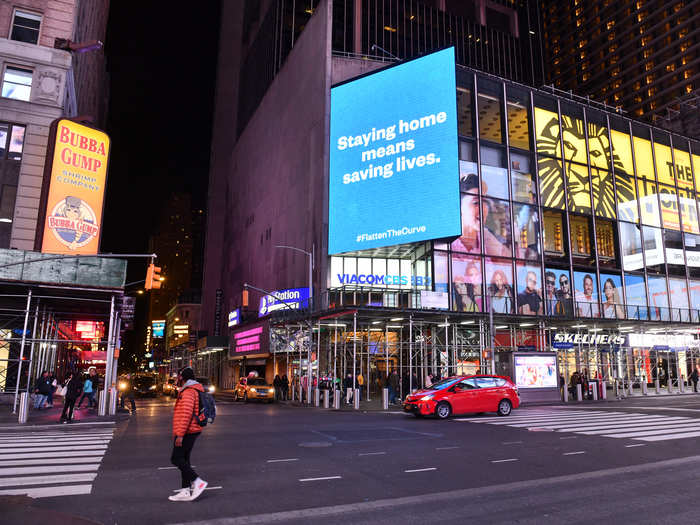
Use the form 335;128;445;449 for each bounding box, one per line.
0;423;115;498
456;409;700;442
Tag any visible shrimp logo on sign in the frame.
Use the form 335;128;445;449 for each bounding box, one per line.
46;195;99;251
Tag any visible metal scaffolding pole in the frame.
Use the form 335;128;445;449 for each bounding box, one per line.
25;303;40;392
100;296;115;416
352;311;357;399
408;315;413;393
12;290;32;413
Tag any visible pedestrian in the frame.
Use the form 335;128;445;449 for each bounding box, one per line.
60;372;83;423
169;366;208;502
281;374;289;400
120;373;136;412
273;374;281;401
388;370;400;404
425;373;433;388
357;372;364;401
691;366;699;393
77;373;96;409
47;373;57;408
33;371;52;410
344;373;353;404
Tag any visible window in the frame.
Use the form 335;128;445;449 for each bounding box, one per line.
456;378;477;390
11;10;41;45
596;219;617;267
2;67;32;101
570;216;592;258
475;377;496;388
0;123;25;161
0;185;17;220
543;211;566;259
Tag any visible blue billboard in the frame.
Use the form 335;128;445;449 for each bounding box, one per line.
329;47;461;254
151;320;165;338
258;287;310;317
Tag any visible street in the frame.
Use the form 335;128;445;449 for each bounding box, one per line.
3;395;700;524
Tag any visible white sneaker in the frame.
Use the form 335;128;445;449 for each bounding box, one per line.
190;477;208;500
168;488;192;501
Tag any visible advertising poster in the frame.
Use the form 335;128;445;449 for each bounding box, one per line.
574;271;599;317
599;273;625;319
515;263;543;315
544;268;572;316
329;47;460;254
40;119;110;254
514;354;558;389
485;258;514;314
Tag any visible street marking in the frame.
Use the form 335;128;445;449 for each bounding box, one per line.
0;421;114;430
436;446;460;450
299;476;342;482
501;441;523;445
0;464;100;476
0;440;111;448
637;430;700;441
267;458;299;463
404;468;437;473
491;458;518;463
0;456;103;467
0;445;108;454
563;451;586;456
172;486;223;491
0;450;106;460
0;484;92;498
560;436;578;440
625;444;646;448
0;472;96;488
358;452;386;456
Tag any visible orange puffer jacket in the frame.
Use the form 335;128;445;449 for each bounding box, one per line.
172;382;204;437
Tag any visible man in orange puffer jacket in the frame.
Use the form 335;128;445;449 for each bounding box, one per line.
169;367;208;502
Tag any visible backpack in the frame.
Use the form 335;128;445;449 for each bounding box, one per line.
188;388;216;427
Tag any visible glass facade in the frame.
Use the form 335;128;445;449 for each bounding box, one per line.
330;71;700;322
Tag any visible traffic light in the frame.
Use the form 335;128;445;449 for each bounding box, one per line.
145;263;163;290
242;289;249;308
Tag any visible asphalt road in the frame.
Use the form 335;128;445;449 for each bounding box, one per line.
6;393;700;524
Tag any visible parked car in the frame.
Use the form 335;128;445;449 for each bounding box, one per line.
403;375;520;419
233;377;275;403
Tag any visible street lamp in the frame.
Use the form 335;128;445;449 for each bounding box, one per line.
274;244;314;403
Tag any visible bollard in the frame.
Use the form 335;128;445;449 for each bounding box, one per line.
18;392;28;424
680;379;685;394
592;383;598;401
668;379;673;394
353;388;360;410
601;381;607;400
98;388;107;416
299;385;303;403
563;383;568;403
642;381;648;395
629;381;634;396
655;379;660;394
382;388;389;410
314;388;320;407
109;387;118;415
323;390;329;409
334;389;341;409
576;384;583;402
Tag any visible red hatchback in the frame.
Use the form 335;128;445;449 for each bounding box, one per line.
403;375;520;419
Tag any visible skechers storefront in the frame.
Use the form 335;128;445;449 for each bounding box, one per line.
230;48;700;401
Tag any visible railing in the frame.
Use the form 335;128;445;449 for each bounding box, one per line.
276;288;700;324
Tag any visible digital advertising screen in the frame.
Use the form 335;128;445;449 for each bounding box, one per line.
514;354;558;389
328;47;460;254
151;320;165;339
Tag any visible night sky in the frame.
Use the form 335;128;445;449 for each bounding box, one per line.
102;2;220;272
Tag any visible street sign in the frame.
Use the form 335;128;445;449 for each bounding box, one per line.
553;342;574;349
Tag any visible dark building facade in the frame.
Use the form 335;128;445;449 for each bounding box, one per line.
203;0;699;396
541;0;700;136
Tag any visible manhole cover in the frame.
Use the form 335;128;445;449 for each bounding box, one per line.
528;427;554;432
298;441;333;448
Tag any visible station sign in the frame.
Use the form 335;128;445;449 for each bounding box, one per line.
258;288;310;317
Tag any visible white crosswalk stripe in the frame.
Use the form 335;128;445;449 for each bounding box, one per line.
456;408;700;442
0;425;114;498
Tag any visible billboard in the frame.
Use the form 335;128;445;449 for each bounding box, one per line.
258;287;310;317
39;119;110;254
151;320;165;338
230;322;269;357
514;354;558;389
328;47;460;254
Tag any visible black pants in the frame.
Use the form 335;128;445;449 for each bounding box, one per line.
171;433;200;488
61;398;76;421
121;393;135;410
693;380;698;393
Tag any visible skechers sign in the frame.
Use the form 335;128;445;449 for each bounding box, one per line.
553;332;625;345
258;288;310;317
328;47;460;254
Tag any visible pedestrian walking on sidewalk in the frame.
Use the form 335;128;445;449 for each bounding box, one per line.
77;373;96;409
120;374;136;412
60;372;83;423
273;374;282;401
169;367;208;502
691;366;699;393
33;371;52;410
47;374;57;407
281;374;289;400
388;370;400;405
344;373;353;404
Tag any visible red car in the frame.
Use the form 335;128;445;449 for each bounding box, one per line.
403;375;520;419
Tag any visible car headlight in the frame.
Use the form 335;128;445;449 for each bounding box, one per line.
420;395;434;401
149;385;156;390
269;388;275;394
208;385;215;393
119;382;126;390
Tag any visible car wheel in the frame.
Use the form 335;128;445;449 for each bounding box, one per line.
234;391;239;402
244;393;248;403
497;399;512;416
435;401;451;420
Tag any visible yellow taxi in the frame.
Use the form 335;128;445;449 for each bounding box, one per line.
234;376;275;403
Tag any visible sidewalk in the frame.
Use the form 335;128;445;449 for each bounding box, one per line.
0;398;129;428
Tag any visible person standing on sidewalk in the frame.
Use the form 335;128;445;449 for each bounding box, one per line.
388;370;400;405
60;372;83;423
691;365;699;393
169;367;208;502
33;371;52;410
